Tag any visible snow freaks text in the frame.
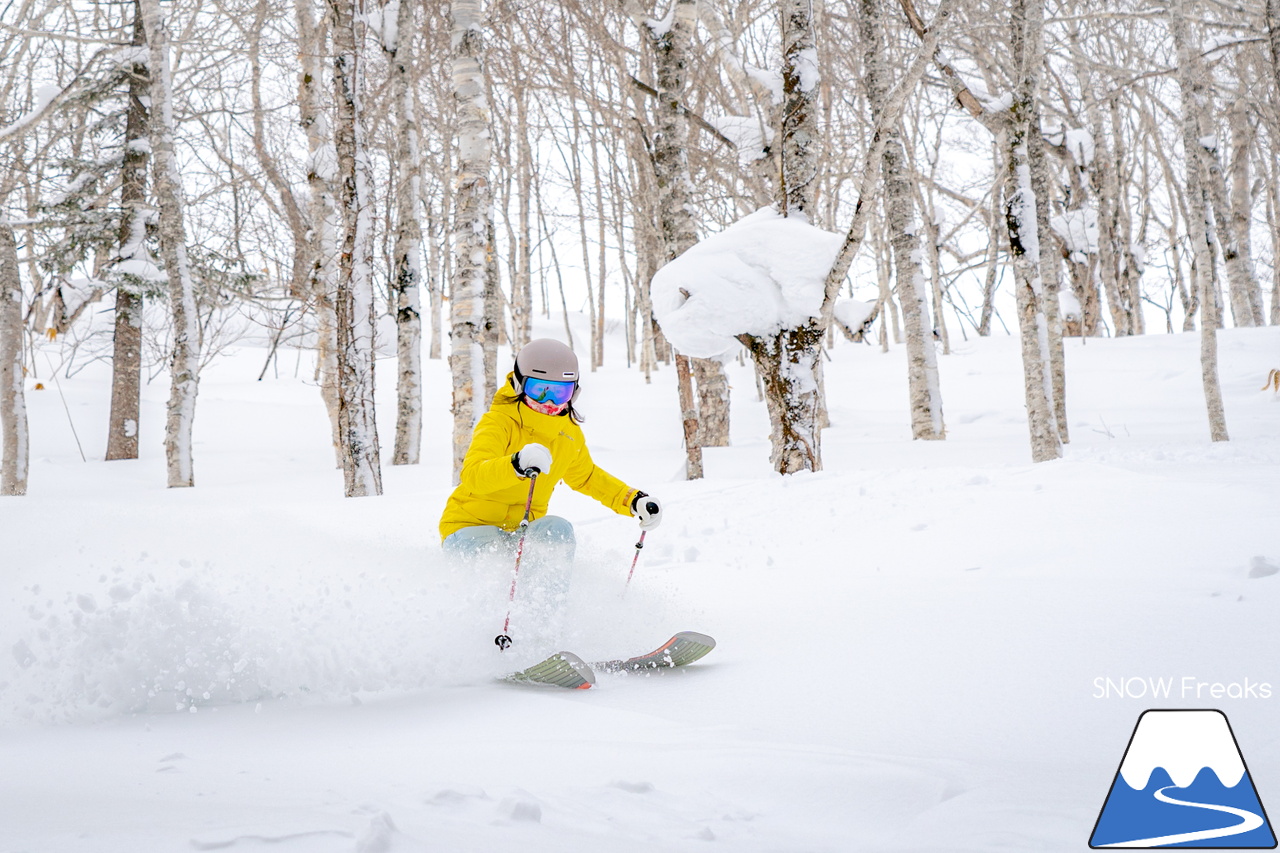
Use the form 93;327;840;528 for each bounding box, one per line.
1092;676;1274;701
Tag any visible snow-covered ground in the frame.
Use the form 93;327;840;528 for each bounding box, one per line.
3;318;1278;852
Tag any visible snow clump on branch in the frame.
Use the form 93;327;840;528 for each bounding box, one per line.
651;206;854;359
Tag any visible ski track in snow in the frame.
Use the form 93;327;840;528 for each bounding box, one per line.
2;319;1278;851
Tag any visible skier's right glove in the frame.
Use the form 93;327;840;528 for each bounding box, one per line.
631;491;662;531
512;443;552;477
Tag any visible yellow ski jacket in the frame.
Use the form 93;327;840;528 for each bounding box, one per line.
438;376;639;541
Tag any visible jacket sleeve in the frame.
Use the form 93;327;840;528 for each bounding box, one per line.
562;440;637;516
457;413;523;495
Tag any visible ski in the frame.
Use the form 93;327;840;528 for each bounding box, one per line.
592;631;716;674
504;651;596;690
501;632;716;689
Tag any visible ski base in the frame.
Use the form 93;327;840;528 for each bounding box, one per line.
593;631;717;674
505;651;595;690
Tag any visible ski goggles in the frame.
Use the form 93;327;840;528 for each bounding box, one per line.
522;376;576;407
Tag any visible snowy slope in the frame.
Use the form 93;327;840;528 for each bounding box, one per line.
2;320;1278;852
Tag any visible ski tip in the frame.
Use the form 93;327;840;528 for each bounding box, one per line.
562;651;597;688
505;650;596;690
675;631;716;649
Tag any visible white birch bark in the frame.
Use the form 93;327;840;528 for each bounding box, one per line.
0;221;28;496
1109;99;1145;336
1271;161;1280;326
296;0;343;465
140;0;201;488
106;0;148;463
627;0;711;477
1005;0;1062;463
1267;0;1280;326
1203;105;1260;330
1227;97;1265;326
330;0;383;496
859;0;944;441
780;0;819;218
386;0;423;466
449;0;492;482
510;87;533;351
1169;0;1229;441
1028;118;1068;443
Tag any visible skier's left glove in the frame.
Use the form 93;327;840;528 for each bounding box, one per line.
631;491;662;531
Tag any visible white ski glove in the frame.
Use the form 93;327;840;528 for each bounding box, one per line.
512;443;552;477
631;491;662;531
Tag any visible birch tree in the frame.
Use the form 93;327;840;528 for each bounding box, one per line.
624;0;706;478
384;0;424;466
0;220;27;496
296;0;343;463
106;2;149;462
449;0;492;481
1003;0;1062;462
1169;0;1229;441
140;0;201;487
859;0;944;441
732;0;827;473
329;0;384;495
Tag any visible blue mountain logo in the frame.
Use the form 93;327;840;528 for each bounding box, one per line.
1091;709;1276;848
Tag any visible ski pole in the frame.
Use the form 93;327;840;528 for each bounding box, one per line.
624;495;660;592
495;471;539;651
623;530;647;593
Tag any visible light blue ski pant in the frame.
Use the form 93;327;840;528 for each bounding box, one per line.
441;515;576;564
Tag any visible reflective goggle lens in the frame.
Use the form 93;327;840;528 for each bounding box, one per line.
522;377;575;406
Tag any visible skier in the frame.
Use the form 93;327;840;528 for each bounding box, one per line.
439;338;663;566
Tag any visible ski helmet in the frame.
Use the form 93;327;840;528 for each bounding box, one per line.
513;338;579;385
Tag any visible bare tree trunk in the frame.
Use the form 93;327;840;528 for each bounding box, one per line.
482;215;500;403
106;1;148;462
1266;0;1280;322
1170;0;1229;441
860;0;944;441
1029;118;1068;442
387;0;423;466
296;0;342;464
693;357;729;447
141;0;201;488
1005;0;1061;463
1110;99;1145;336
329;0;383;495
780;0;818;217
510;87;533;351
449;0;492;482
740;326;824;473
1;221;28;496
631;0;707;477
1227;96;1265;326
978;145;1003;337
425;169;447;361
1271;157;1280;326
626;96;660;382
1203;98;1260;329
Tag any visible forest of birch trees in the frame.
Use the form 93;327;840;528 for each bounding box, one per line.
1;0;1277;496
